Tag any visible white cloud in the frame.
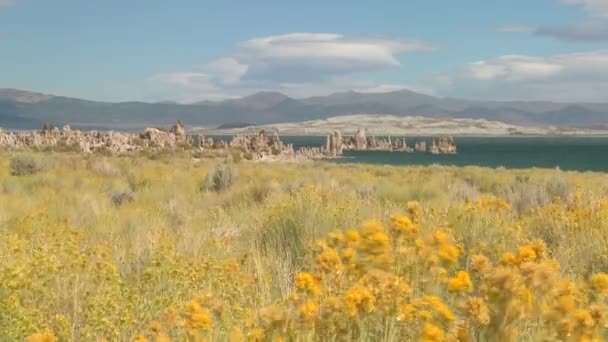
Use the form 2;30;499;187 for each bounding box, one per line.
503;0;608;41
429;51;608;102
235;33;432;77
148;32;434;102
200;58;248;85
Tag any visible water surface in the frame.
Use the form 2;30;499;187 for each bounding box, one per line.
211;135;608;172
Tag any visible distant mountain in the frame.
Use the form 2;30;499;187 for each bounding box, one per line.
0;88;607;130
0;88;53;103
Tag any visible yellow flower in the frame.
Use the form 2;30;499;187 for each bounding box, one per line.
185;300;213;334
438;243;459;264
471;254;491;273
396;303;416;321
499;252;517;266
342;247;357;264
518;245;537;263
390;214;420;237
133;336;149;342
247;327;265;342
26;331;57;342
154;334;171;342
432;230;451;245
344;229;361;245
295;272;322;295
317;248;342;272
343;285;376;316
421;323;445;342
360;220;390;255
425;295;454;322
448;271;473;293
465;297;490;325
590;273;608;293
299;300;319;322
574;309;595;328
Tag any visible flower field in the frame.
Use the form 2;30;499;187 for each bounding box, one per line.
2;152;608;341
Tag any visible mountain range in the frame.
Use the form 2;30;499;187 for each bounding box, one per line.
1;88;608;130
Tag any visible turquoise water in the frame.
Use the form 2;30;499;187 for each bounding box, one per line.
210;136;608;172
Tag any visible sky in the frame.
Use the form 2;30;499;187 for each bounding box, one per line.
1;0;607;103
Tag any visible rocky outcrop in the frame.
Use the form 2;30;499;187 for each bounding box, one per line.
414;141;427;153
170;120;187;143
0;121;189;153
230;129;296;159
325;130;343;157
0;122;457;158
431;136;457;154
354;128;367;150
338;129;455;154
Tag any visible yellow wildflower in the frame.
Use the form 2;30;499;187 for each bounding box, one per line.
343;285;375;316
396;303;416;321
448;271;473;293
425;295;455;322
574;309;595;328
299;300;319;322
344;229;361;245
590;273;608;294
360;220;390;255
438;243;459;264
421;323;445;342
518;245;537;263
185;300;213;334
465;297;490;325
500;252;517;266
247;327;265;342
295;272;322;295
342;247;357;264
390;214;420;237
317;248;342;272
26;331;57;342
471;254;491;273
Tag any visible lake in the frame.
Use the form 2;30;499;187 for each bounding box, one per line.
210;136;608;172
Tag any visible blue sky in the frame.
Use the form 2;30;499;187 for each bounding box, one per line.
1;0;607;102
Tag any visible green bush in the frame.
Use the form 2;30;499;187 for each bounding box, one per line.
201;164;237;192
9;155;47;176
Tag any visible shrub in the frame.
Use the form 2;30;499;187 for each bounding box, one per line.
111;192;134;207
230;149;242;163
9;154;47;176
201;164;237;192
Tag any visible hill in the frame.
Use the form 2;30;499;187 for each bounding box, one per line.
1;88;607;130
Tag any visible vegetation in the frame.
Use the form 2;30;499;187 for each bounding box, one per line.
1;152;608;341
9;154;48;176
201;164;238;193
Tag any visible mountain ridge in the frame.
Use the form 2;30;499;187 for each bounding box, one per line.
0;88;607;130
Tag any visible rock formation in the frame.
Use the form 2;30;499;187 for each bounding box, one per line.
0;120;190;153
414;141;427;152
432;136;457;154
325;130;343;157
169;120;187;143
230;129;296;159
354;128;367;150
0;122;457;159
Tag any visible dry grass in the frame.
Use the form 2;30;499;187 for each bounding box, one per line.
1;151;608;341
